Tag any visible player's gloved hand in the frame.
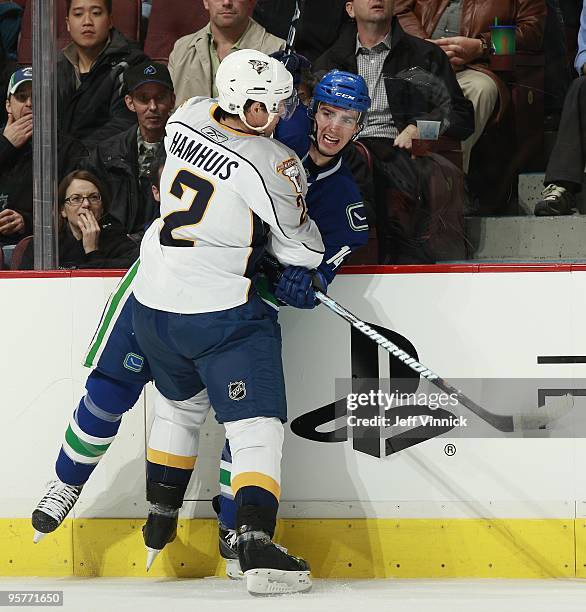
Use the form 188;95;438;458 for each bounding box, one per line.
270;51;311;88
274;266;328;309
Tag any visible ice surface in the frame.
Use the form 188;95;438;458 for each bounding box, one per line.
1;577;585;612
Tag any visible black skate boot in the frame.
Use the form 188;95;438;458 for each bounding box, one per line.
238;530;311;595
143;480;184;571
32;479;82;543
219;524;242;579
237;505;311;595
212;495;242;579
143;503;178;571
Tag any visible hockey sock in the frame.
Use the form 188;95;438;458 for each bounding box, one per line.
224;416;283;536
146;461;193;489
145;387;210;490
216;440;237;530
215;440;279;531
56;372;143;486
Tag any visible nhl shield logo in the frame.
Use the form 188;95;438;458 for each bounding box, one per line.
228;380;247;401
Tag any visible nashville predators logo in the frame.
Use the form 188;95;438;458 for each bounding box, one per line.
248;59;269;74
277;158;303;194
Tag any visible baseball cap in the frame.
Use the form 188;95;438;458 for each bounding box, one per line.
124;62;174;94
7;67;32;99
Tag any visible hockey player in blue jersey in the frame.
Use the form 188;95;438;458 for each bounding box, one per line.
214;67;372;577
31;66;371;582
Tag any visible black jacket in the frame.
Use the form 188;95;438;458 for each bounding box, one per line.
0;133;88;243
20;213;139;270
57;28;148;146
253;0;350;63
86;126;159;237
314;18;475;141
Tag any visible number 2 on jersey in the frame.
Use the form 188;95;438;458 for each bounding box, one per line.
160;169;215;247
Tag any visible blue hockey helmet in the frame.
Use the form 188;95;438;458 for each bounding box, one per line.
310;70;371;130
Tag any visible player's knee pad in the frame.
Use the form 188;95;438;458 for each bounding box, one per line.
152;386;210;428
147;387;211;468
224;417;284;501
85;370;144;416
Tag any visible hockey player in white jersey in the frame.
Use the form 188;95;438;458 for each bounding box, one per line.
131;49;324;595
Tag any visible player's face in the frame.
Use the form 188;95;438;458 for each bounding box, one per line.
6;82;33;121
314;103;360;156
126;84;176;133
61;178;104;226
66;0;112;51
346;0;394;25
204;0;255;30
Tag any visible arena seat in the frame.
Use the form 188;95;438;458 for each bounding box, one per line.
18;0;141;66
10;235;32;270
143;0;208;63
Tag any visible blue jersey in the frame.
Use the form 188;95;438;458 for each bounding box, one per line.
275;105;369;283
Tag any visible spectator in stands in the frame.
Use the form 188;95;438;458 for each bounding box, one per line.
394;0;547;173
535;0;586;215
0;67;32;245
314;0;474;263
87;62;174;242
0;68;89;246
19;170;139;270
0;30;17;126
168;0;285;105
253;0;350;63
58;0;148;146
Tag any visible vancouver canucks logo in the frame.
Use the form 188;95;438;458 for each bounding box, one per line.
248;59;269;74
228;381;247;401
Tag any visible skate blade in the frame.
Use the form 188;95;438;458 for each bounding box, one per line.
145;547;161;572
225;558;243;580
33;530;47;544
244;568;311;595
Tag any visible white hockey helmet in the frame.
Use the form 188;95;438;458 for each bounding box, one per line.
216;48;298;132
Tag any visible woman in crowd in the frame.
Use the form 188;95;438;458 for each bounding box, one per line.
20;169;139;269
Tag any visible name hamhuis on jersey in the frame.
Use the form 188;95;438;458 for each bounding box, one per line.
168;132;239;181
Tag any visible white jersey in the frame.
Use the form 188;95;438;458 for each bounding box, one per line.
133;97;324;314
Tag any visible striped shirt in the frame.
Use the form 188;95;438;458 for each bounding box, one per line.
355;31;398;139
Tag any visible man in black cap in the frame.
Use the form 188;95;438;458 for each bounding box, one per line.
87;61;175;242
1;67;89;246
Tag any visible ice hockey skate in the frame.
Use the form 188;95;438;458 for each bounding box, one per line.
31;479;82;543
143;503;178;571
238;529;311;595
218;524;243;580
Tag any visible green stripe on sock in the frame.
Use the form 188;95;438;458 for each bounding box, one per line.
84;260;140;367
65;426;110;458
219;468;231;487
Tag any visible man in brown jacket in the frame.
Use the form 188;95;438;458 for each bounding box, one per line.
394;0;547;172
168;0;285;105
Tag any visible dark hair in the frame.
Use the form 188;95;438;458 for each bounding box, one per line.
58;169;111;214
66;0;112;15
215;99;267;122
150;147;167;190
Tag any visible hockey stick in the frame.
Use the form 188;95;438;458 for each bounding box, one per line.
315;290;572;433
284;0;303;55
